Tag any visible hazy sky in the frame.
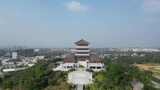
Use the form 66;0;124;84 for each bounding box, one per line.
0;0;160;48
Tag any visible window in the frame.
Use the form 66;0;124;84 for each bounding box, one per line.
90;66;96;69
97;67;101;69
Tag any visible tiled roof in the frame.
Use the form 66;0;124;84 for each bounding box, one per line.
64;54;76;63
64;53;103;63
89;54;103;63
75;39;89;45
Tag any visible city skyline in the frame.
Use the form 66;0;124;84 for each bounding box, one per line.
0;0;160;48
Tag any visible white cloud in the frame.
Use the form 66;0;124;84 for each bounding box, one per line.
143;0;160;13
65;1;88;12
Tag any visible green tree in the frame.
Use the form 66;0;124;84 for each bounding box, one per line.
1;61;71;90
88;63;153;90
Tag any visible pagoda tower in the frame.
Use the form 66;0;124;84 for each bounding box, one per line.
74;39;90;61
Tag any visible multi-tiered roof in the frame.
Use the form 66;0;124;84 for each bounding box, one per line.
64;39;102;63
75;39;90;45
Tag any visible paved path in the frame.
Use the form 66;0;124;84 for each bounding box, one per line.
68;70;92;90
131;81;143;90
68;71;92;85
76;85;83;90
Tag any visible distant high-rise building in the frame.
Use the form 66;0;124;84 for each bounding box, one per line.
34;49;40;52
12;52;18;59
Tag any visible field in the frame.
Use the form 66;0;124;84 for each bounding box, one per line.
134;64;160;76
135;64;160;89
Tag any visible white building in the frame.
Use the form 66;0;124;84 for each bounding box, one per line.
1;55;44;72
12;52;18;59
132;48;160;52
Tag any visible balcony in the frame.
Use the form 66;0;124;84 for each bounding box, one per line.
75;54;90;56
75;46;89;49
74;50;90;52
